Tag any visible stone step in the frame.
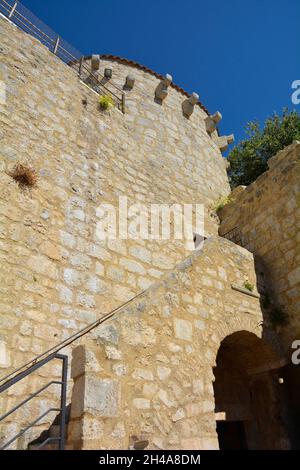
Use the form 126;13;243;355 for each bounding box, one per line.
49;424;60;438
28;443;58;451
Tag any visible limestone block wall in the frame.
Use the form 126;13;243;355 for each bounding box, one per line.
67;238;288;450
219;142;300;350
0;16;231;446
0;15;230;374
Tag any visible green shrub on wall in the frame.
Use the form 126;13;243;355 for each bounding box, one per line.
227;108;300;187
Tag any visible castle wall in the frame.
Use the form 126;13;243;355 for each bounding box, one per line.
0;15;295;451
219;142;300;350
0;16;233;447
0;15;230;377
67;238;288;450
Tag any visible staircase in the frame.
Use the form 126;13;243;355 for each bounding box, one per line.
0;290;145;450
27;406;71;450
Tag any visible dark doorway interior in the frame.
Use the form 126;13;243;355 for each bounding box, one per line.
213;331;292;449
216;421;247;450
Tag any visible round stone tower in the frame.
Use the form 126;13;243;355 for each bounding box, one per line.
81;53;231;225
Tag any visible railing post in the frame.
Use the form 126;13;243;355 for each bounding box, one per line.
78;56;84;79
121;92;126;114
59;355;68;450
53;36;60;55
8;1;18;18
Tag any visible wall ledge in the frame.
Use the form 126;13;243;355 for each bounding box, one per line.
231;283;260;299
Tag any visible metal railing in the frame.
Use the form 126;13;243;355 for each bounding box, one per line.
0;353;68;450
0;0;125;112
222;226;244;247
73;56;126;113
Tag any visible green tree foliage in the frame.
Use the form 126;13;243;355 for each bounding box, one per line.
227;109;300;187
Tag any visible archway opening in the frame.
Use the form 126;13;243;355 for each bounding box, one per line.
213;331;291;450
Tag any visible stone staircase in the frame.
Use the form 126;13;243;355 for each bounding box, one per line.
27;406;70;451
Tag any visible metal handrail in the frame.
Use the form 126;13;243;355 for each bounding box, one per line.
0;289;145;388
10;7;56;44
0;380;62;422
0;0;125;112
77;60;124;107
0;353;68;450
0;290;147;450
221;225;244;247
76;55;125;93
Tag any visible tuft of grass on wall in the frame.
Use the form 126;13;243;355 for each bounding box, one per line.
212;194;234;213
244;280;254;292
7;163;38;189
99;94;115;111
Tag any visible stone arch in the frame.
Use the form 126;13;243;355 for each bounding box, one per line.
209;317;263;369
212;330;291;449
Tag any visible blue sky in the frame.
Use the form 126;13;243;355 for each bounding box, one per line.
20;0;300;144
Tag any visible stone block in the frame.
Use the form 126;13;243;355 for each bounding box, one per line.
125;74;135;90
158;389;176;408
155;74;172;101
71;374;120;418
29;255;58;280
121;318;156;346
0;80;6;105
217;134;234;152
93;324;119;345
174;318;192;341
91;54;100;71
157;366;171;380
129;246;151;263
205;111;222;134
71;345;102;379
172;408;185;422
182;93;199;117
82;416;104;440
120;258;146;274
133;398;150;409
105;345;122;360
0;340;10;368
132;368;154;381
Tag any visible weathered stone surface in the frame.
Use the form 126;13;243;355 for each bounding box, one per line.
133;398;150;409
0;341;10;367
93;324;119;345
157;366;171;380
29;255;58;280
157;389;176;408
71;375;120;418
105;345;122;360
82;416;104;440
219;142;300;346
71;345;102;378
0;15;296;452
132;368;154;381
174;318;193;341
40;241;61;261
120;259;146;275
172;408;185;422
121;318;156;346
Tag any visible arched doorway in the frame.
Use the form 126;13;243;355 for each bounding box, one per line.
213;331;291;450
